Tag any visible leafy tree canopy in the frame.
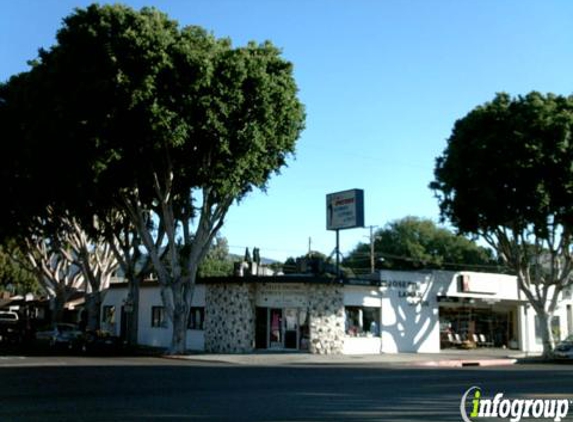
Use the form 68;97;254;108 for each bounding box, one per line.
431;92;573;236
198;236;233;278
344;217;497;274
36;4;303;207
1;3;305;230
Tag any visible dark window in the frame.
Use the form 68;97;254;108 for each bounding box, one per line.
102;306;116;324
188;307;205;330
151;306;167;328
457;274;469;292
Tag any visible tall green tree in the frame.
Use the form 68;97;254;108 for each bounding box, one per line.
344;217;496;274
5;4;304;353
431;92;573;357
198;236;234;278
0;242;39;295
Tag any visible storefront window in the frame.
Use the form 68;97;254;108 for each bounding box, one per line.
345;306;380;337
439;307;516;348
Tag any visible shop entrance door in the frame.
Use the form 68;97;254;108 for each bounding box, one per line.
284;308;299;349
256;307;304;350
269;308;283;349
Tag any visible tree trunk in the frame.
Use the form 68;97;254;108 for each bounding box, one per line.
169;286;189;354
85;292;102;331
168;266;201;355
127;276;140;346
535;309;555;359
52;295;65;326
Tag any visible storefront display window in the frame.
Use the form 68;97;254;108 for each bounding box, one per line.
345;306;380;337
439;306;517;348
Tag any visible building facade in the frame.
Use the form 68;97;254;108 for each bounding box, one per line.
101;270;573;354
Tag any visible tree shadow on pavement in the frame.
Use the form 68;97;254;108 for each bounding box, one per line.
0;362;571;422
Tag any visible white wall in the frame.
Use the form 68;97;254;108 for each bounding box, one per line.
344;286;383;307
377;271;441;353
100;283;206;351
343;273;442;354
436;271;520;301
343;337;382;354
100;287;127;336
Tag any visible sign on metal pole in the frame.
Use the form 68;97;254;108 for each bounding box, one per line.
326;189;365;231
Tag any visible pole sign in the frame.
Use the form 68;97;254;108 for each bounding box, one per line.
326;189;365;230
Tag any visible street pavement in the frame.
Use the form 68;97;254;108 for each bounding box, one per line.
0;351;570;422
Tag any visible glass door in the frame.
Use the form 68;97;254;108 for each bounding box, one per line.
284;308;298;349
255;307;268;349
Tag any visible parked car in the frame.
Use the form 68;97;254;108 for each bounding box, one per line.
83;330;122;354
553;335;573;360
35;323;84;350
0;311;22;344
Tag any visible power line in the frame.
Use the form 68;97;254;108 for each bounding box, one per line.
228;244;304;254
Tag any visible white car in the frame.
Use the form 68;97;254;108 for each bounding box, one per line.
0;311;19;322
0;311;21;343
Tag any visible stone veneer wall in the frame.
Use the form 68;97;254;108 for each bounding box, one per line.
204;283;256;353
307;284;345;354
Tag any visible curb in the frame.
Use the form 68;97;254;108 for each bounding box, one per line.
162;354;235;365
416;358;517;367
161;354;519;368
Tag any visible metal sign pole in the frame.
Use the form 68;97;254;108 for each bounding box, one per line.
336;229;340;277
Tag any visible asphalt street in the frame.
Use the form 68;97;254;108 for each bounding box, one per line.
0;356;572;422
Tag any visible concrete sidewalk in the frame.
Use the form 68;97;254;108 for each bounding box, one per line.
166;348;530;367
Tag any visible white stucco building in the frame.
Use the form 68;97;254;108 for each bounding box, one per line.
101;270;573;354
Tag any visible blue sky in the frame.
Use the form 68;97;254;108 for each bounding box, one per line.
2;1;573;263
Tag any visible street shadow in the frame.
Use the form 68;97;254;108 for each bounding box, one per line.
0;361;571;422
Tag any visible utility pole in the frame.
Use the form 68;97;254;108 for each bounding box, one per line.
368;225;379;274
